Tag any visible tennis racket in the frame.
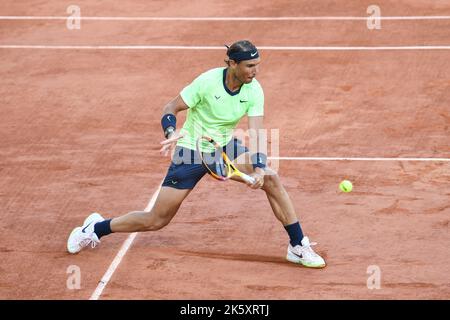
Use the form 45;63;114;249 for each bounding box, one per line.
196;136;256;184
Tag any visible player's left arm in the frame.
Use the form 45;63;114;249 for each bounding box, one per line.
247;115;267;189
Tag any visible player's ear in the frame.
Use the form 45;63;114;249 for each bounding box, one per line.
229;59;237;69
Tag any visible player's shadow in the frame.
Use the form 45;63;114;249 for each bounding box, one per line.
178;249;289;266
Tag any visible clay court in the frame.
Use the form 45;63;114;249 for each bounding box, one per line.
0;0;449;300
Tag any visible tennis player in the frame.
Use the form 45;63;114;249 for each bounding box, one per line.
67;40;325;268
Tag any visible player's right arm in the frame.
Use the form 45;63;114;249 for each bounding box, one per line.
163;95;189;119
160;70;206;156
159;95;189;156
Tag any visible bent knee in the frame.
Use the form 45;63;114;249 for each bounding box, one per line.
263;168;281;188
142;210;175;231
143;219;169;231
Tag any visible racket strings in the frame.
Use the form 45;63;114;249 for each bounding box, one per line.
214;152;229;178
199;138;230;179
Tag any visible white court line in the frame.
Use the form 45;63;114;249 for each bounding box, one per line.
89;184;162;301
269;157;450;161
2;45;450;50
2;15;450;21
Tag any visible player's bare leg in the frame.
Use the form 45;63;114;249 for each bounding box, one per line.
67;186;191;254
110;187;192;232
231;152;325;267
231;153;297;225
260;167;298;225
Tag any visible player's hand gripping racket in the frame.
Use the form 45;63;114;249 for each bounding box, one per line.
196;136;255;184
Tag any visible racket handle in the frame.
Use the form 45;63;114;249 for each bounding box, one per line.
241;173;256;184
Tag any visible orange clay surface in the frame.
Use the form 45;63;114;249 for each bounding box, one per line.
0;0;449;299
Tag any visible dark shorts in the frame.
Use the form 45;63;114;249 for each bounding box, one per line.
162;138;249;189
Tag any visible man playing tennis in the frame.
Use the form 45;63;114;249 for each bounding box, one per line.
67;40;326;268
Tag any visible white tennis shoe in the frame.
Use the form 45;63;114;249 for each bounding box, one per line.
286;236;326;268
67;212;104;254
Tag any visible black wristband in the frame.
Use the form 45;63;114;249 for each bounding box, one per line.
251;153;267;170
161;114;176;136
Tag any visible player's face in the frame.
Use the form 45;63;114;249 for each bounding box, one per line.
233;58;261;84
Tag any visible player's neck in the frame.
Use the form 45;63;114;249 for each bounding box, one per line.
225;68;243;92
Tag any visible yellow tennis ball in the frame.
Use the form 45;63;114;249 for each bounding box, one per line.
339;180;353;193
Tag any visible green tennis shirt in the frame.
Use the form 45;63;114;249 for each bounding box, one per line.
178;67;264;152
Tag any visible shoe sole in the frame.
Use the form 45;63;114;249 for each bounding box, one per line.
286;252;326;269
67;227;82;254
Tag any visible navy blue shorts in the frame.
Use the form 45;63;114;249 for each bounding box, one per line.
162;138;249;189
